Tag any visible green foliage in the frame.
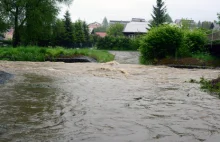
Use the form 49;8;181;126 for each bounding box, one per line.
93;26;107;32
149;0;167;28
191;52;217;61
63;11;73;47
0;40;12;46
73;20;85;45
140;24;209;64
0;0;73;47
183;29;208;53
140;25;183;64
82;21;90;44
0;46;114;63
181;19;192;30
52;19;65;46
96;36;140;51
201;21;212;30
51;17;91;48
106;23;124;37
102;17;109;28
200;77;220;97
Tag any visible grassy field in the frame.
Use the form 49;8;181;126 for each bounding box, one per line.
0;46;115;63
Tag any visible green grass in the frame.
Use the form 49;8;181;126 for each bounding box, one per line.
191;52;217;61
200;77;220;98
0;46;115;63
188;77;220;98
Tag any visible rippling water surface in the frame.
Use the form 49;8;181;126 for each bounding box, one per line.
0;61;220;142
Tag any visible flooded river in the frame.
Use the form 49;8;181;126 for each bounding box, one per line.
0;61;220;142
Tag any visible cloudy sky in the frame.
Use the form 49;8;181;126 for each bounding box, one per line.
59;0;220;23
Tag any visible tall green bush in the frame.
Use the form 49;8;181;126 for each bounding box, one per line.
140;25;183;64
183;29;208;53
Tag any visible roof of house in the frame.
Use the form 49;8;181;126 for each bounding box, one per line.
123;22;149;33
88;22;102;29
95;32;107;37
89;22;101;26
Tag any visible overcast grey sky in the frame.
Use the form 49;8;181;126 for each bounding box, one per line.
59;0;220;23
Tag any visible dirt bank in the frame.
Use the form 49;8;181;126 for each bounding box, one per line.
0;61;220;142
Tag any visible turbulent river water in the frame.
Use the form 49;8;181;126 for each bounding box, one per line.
0;61;220;142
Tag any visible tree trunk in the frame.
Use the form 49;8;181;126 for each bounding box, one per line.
13;6;20;47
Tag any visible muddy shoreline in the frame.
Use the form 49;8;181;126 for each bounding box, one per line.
0;61;220;142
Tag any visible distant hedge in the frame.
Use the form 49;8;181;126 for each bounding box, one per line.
96;36;141;51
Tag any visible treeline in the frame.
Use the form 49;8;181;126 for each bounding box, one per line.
51;11;96;48
0;0;74;47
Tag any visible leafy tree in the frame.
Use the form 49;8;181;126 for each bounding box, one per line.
102;17;109;28
52;19;65;46
107;23;124;37
201;21;212;30
0;0;73;47
149;0;167;27
181;19;196;30
165;14;173;23
181;19;191;30
0;7;9;33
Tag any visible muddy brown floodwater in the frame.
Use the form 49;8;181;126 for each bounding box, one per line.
0;61;220;142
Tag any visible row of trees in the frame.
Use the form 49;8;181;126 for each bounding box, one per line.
52;11;91;47
0;0;73;47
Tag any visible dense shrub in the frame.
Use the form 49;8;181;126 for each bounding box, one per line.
183;29;208;53
140;25;209;64
96;36;140;51
140;25;184;64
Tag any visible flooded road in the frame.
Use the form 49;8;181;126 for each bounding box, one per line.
0;61;220;142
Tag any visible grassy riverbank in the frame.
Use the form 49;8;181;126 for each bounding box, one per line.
189;77;220;98
155;52;220;67
200;77;220;98
0;46;114;62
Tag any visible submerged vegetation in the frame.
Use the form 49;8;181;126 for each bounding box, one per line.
0;47;114;63
200;77;220;97
189;77;220;98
